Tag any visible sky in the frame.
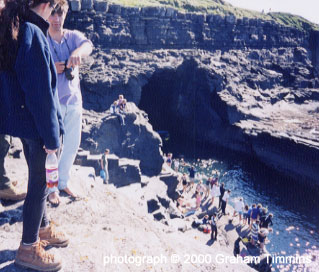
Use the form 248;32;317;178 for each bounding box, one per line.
224;0;319;24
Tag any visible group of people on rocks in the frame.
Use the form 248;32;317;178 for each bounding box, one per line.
109;94;127;126
165;154;274;254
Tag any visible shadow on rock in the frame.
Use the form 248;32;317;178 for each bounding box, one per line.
206;239;215;246
0;205;23;226
224;220;236;232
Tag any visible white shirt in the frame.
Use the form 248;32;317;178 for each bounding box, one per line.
222;192;230;202
211;184;220;197
174;160;180;168
234;200;245;212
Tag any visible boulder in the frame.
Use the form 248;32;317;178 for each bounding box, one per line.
75;151;142;187
147;199;160;213
69;0;81;11
81;0;93;10
93;0;108;12
81;103;164;177
109;157;141;187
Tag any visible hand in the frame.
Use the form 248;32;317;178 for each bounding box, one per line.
55;62;66;74
43;146;58;154
66;52;81;68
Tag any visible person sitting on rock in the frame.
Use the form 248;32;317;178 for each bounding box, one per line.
166;153;173;167
176;195;185;212
258;227;271;253
117;94;124;105
199;214;211;233
119;98;127;113
176;195;194;213
100;149;110;184
110;101;125;126
202;214;210;225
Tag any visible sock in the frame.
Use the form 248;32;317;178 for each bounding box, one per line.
22;241;37;246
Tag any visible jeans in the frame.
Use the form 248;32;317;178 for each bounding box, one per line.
218;195;223;209
211;225;217;240
114;113;125;125
0;135;11;189
49;103;82;193
103;169;109;184
221;200;227;215
21;139;49;243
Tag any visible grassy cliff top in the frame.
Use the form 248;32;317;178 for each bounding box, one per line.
109;0;318;30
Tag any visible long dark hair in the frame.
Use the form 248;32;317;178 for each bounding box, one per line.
0;0;54;71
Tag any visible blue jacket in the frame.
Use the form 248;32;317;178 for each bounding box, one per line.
0;11;64;149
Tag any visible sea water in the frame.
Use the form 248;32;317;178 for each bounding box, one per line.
173;154;319;272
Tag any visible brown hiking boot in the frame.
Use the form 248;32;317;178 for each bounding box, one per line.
0;186;26;201
15;240;62;271
39;224;69;248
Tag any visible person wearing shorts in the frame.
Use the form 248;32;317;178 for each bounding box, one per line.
233;197;245;223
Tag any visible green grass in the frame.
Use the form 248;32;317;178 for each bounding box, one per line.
108;0;318;30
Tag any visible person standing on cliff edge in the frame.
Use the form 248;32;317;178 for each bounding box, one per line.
47;0;93;205
0;0;69;270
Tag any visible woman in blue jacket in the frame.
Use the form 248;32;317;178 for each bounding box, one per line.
0;0;67;271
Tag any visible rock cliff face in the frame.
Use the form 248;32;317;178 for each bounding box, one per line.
67;2;316;50
65;3;319;185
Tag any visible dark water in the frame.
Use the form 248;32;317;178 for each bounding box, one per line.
163;140;319;272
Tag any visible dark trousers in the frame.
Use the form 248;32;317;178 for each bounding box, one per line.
114;113;125;125
211;225;217;240
21;139;49;244
0;134;10;189
218;195;223;209
221;200;227;215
